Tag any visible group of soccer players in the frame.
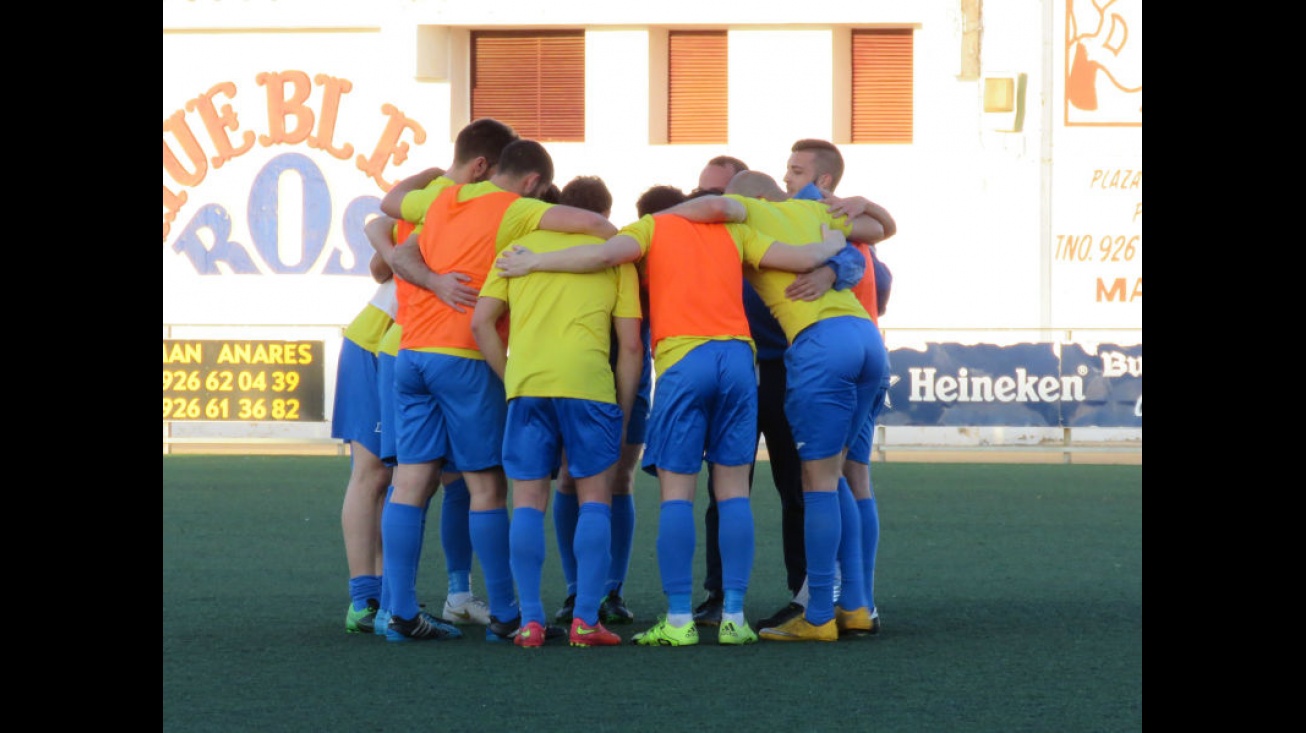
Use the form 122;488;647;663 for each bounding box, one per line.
335;117;896;648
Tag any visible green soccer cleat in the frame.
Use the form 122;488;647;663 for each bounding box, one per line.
632;616;699;647
717;619;759;645
345;599;378;635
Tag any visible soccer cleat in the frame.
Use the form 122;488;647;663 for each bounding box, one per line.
514;620;548;648
443;595;492;626
373;608;391;637
869;607;881;635
599;590;635;625
835;606;874;637
487;614;567;642
345;599;379;635
692;592;723;627
758;615;837;642
569;618;622;647
717;619;758;646
756;601;804;631
632;616;699;647
554;594;576;624
486;614;521;643
386;610;464;642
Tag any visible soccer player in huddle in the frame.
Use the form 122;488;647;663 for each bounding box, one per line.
548;179;653;629
383;138;616;642
784;138;898;635
472;174;640;647
366;118;520;642
335;228;399;636
662;169;889;641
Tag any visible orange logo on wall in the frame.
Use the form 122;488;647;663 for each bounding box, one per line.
1066;0;1142;127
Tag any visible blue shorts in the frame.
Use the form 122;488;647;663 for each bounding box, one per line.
641;339;757;476
331;339;382;456
394;350;506;470
785;317;889;462
503;397;623;480
377;351;397;467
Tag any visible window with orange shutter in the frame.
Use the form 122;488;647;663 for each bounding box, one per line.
471;31;585;142
668;30;727;145
851;29;914;144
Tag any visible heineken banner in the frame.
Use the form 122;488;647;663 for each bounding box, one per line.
880;342;1141;428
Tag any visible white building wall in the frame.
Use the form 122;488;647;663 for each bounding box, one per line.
163;0;1142;451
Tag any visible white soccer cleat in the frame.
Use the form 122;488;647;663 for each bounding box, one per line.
442;595;492;625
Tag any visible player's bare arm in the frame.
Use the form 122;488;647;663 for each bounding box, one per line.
391;232;478;313
758;224;847;272
496;236;642;278
660;195;746;223
825;195;896;242
612;315;643;437
363;215;398;282
784;265;836;302
379;166;446;219
538;204;619;239
470;296;509;380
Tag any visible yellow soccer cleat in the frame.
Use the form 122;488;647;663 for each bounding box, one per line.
759;615;838;642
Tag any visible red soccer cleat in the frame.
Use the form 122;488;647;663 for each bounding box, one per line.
514;620;547;648
569;617;621;647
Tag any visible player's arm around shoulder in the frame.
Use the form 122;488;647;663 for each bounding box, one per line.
496;234;641;277
364;215;398;281
660;195;746;223
824;194;894;244
538;202;619;240
756;224;847;273
380;167;447;219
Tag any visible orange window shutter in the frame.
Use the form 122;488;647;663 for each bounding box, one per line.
472;31;585;142
668;31;727;144
852;29;914;144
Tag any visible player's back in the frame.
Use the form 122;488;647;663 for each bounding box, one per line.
403;182;521;353
492;229;634;402
640;213;751;345
731;197;870;343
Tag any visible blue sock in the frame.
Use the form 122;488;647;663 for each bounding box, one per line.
552;490;580;596
509;507;547;625
441;478;473;595
802;490;841;625
573;502;613;625
469;508;518;623
717;497;754;615
657;500;696;613
380;501;426;620
607;493;636;594
349;575;382;611
378;486;396;612
835;477;867;610
859;497;880;611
